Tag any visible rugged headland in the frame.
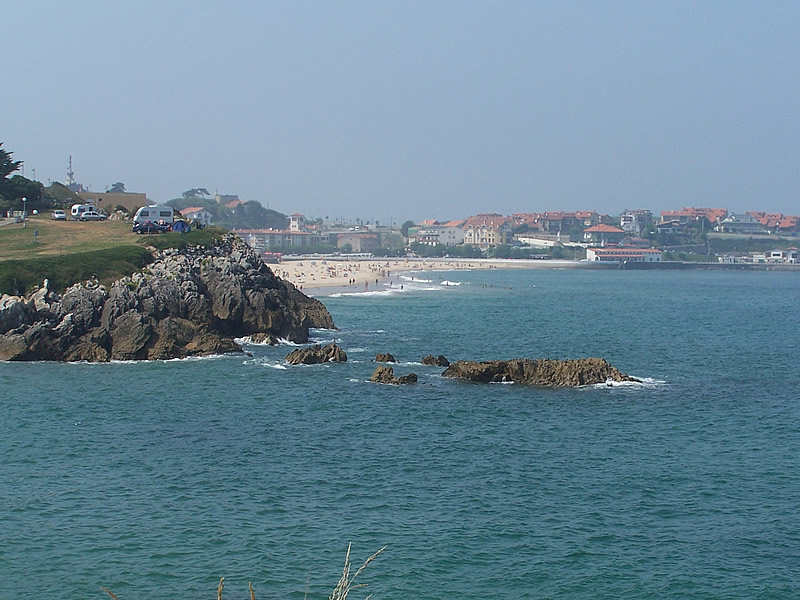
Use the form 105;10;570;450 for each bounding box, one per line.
0;234;334;361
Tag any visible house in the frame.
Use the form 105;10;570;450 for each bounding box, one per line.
586;248;663;263
233;228;319;251
655;220;682;234
463;214;512;249
289;213;307;231
620;209;652;235
661;207;728;225
180;206;213;226
409;220;465;246
582;224;625;246
715;214;767;234
747;213;800;234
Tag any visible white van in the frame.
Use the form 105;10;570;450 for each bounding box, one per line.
70;204;94;219
133;205;175;225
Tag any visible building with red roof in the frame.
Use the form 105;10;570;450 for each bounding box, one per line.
582;224;625;246
463;214;512;249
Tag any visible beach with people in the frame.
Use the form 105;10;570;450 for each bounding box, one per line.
274;256;587;295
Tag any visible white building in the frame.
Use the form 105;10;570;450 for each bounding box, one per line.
411;220;466;246
586;248;663;262
180;206;213;226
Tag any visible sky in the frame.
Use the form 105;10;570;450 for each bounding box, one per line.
3;1;799;223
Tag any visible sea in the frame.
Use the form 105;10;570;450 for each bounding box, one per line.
1;267;799;599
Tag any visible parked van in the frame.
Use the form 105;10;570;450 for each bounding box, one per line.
70;204;94;219
133;205;175;225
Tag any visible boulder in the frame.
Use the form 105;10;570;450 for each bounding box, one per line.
421;354;450;367
442;358;640;387
370;365;418;385
285;342;347;365
375;352;397;363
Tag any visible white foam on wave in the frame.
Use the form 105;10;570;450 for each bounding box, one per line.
400;275;432;283
347;347;366;353
590;376;666;390
439;280;462;286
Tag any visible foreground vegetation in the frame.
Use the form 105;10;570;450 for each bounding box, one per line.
100;544;385;600
0;219;227;294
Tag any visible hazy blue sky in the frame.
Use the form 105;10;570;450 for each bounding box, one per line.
4;1;799;222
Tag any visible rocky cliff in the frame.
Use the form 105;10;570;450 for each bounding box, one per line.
0;234;334;361
442;358;640;387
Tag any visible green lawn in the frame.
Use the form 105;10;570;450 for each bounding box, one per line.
0;217;227;294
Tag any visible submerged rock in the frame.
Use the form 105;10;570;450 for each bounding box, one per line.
421;354;450;367
370;365;418;385
286;342;347;365
0;234;335;362
442;358;639;387
375;352;397;363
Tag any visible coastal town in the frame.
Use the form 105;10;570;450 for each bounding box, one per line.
1;147;798;271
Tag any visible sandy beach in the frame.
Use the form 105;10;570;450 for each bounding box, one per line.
273;257;586;295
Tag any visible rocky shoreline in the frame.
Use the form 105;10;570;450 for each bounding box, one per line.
0;234;334;361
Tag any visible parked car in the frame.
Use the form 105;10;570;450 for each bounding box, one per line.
79;210;107;221
51;210;67;220
132;221;170;234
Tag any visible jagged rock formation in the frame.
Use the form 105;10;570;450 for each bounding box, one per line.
370;365;418;385
375;352;397;363
421;354;450;367
285;342;347;365
0;234;335;361
442;358;639;387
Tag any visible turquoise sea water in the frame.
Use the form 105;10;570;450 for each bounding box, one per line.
2;268;799;599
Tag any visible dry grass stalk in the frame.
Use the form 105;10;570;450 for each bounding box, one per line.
328;543;386;600
249;581;256;600
217;576;224;600
100;587;119;600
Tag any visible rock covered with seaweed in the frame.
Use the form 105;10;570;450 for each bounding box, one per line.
442;358;639;387
0;234;334;361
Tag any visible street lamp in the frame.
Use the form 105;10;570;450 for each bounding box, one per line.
22;197;27;227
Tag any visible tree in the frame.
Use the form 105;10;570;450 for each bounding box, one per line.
108;182;126;193
401;220;416;237
182;188;210;199
381;232;405;251
0;143;22;181
1;175;45;211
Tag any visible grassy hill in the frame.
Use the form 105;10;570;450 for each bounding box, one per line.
0;214;226;294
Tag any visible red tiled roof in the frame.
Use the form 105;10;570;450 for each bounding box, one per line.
180;206;207;215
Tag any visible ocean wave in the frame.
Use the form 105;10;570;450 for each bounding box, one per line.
589;377;666;390
439;280;462;286
400;275;432;283
346;347;366;353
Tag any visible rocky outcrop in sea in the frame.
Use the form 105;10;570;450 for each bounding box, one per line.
421;354;450;367
442;358;640;387
285;342;347;365
370;365;418;385
0;234;334;361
